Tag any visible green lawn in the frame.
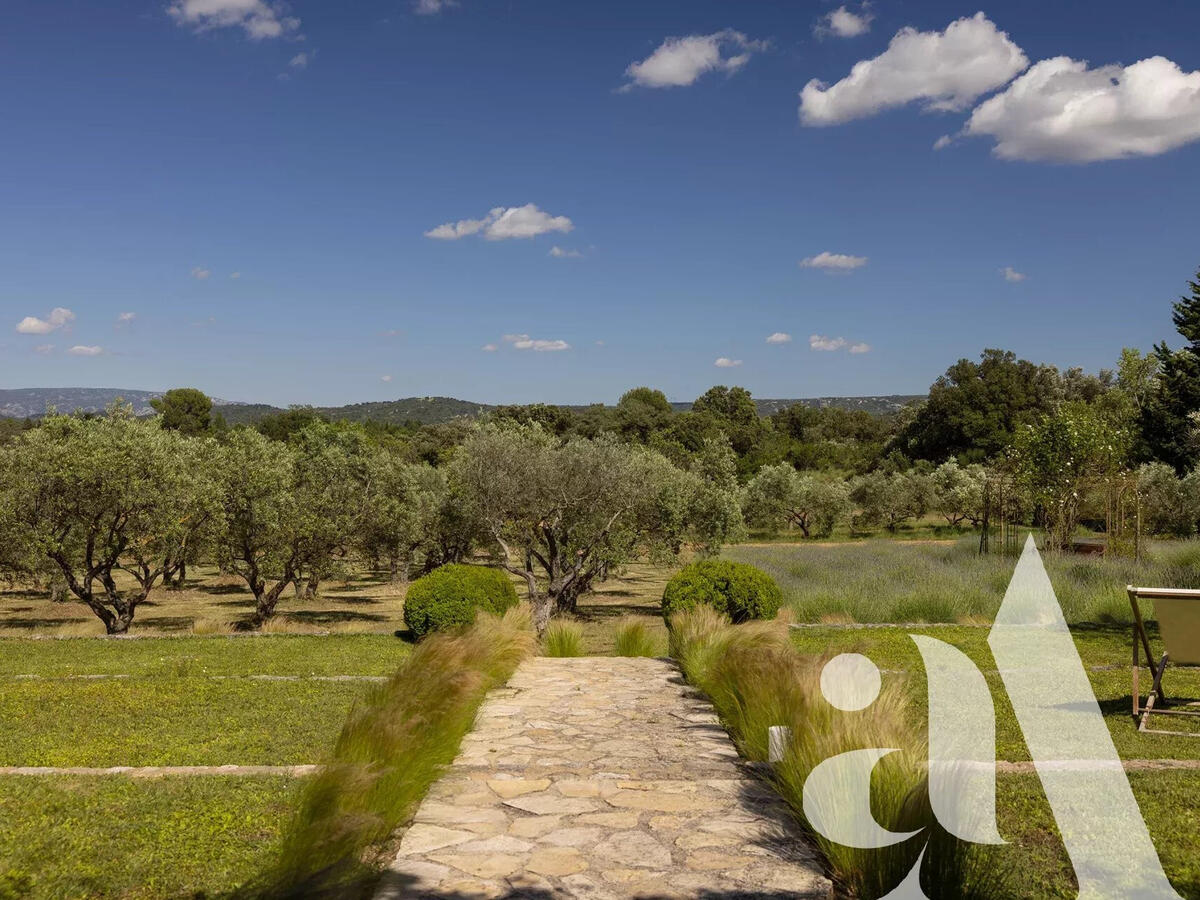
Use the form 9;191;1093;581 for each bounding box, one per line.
0;776;301;900
790;623;1200;897
0;678;369;767
0;633;411;678
0;633;415;899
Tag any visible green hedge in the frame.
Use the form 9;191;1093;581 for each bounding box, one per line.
661;559;782;624
403;565;519;639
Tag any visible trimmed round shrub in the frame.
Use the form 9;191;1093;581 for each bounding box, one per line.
661;559;782;624
403;564;519;639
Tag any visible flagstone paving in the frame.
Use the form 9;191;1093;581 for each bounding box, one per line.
377;656;832;899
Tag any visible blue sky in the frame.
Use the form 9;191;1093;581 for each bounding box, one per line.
2;0;1199;406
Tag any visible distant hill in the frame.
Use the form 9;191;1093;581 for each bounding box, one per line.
216;396;490;427
0;389;922;423
0;387;242;419
0;388;167;418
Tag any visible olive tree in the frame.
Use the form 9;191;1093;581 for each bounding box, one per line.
742;464;850;538
287;424;371;599
215;429;303;625
0;409;218;633
930;460;987;527
1137;462;1200;536
360;452;449;582
851;470;933;532
451;425;718;633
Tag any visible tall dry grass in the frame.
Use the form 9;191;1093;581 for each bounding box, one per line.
669;607;1007;899
541;619;584;657
612;617;658;657
260;606;533;898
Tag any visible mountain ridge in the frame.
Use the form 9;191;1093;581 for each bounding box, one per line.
0;388;922;423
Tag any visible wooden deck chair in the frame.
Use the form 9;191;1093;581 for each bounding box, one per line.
1128;585;1200;736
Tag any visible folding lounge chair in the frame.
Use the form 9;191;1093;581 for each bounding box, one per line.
1127;585;1200;736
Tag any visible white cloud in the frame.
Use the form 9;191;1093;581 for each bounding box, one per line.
230;271;241;279
68;345;103;356
482;343;499;352
966;55;1200;163
381;374;393;383
765;332;793;345
426;204;573;241
191;266;211;280
34;344;54;355
15;307;75;335
817;5;873;39
811;334;872;354
800;251;868;271
810;335;848;351
501;334;570;352
415;0;457;14
1002;266;1027;282
288;52;309;69
933;134;953;150
799;13;1028;125
714;357;743;368
167;0;300;40
549;246;583;258
117;312;136;323
623;30;767;90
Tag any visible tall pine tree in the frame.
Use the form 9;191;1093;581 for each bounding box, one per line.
1144;268;1200;473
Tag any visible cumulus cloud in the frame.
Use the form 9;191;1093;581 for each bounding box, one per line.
1002;266;1027;282
817;5;873;39
167;0;300;40
34;344;55;355
765;332;793;344
68;345;103;356
965;55;1200;162
482;343;499;352
426;204;573;241
810;335;848;351
191;266;211;280
800;13;1027;125
502;334;570;352
933;134;954;150
117;312;136;323
288;52;309;69
16;307;75;335
415;0;457;14
811;334;871;354
623;29;768;90
715;357;743;368
800;251;868;271
381;374;393;382
549;246;583;258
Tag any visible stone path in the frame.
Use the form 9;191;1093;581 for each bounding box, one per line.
376;657;831;899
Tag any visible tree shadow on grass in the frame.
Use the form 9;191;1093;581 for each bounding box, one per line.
199;583;253;596
315;595;381;607
285;610;388;626
0;616;90;630
574;602;661;621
